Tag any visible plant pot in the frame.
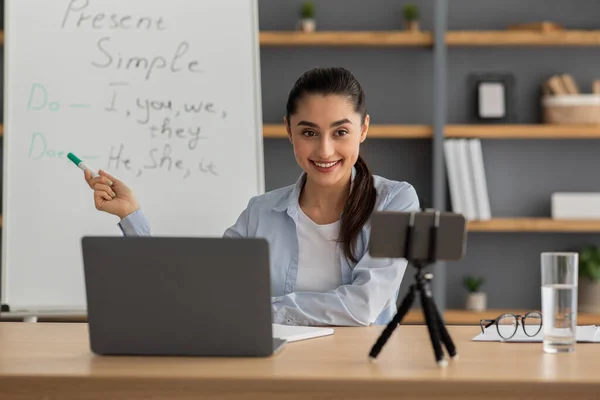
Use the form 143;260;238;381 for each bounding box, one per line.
466;292;487;312
404;20;420;32
578;277;600;313
297;18;316;33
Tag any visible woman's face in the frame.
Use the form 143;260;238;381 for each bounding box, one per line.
285;94;368;189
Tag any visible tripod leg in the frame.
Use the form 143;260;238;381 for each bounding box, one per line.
369;285;416;360
429;295;458;359
420;290;447;366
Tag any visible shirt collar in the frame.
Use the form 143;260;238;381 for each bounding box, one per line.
272;166;357;216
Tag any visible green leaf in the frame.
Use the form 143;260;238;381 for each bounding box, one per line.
579;245;600;282
300;1;316;19
463;276;484;292
403;4;419;20
592;265;600;281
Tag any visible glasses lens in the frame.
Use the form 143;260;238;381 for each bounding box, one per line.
496;314;518;339
523;312;542;336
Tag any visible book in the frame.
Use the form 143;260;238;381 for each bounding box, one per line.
444;139;464;215
467;139;492;220
455;139;478;220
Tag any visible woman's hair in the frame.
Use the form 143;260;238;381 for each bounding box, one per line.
285;67;376;264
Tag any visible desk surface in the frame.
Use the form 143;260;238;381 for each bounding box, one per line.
0;322;598;400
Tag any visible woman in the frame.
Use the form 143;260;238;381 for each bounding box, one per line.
84;67;419;326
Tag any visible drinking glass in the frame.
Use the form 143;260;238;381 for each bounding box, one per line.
541;252;578;353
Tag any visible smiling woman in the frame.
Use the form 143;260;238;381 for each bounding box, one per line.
78;67;420;327
284;71;372;264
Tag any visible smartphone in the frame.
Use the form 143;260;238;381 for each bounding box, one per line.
369;211;467;261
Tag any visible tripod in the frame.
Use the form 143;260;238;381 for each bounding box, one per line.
368;211;457;366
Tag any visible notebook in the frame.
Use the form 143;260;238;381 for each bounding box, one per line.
472;325;600;343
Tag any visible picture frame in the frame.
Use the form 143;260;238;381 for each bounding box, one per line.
467;72;516;123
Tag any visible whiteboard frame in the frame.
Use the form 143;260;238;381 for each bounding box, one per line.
1;0;265;311
2;0;14;309
250;0;266;196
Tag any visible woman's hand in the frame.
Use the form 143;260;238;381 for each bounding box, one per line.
84;170;140;219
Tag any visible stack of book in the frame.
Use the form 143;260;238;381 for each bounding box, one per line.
443;138;492;221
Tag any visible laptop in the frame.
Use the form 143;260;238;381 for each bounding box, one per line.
81;236;286;357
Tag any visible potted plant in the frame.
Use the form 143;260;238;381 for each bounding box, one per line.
403;4;420;32
464;276;486;312
298;1;316;33
578;245;600;313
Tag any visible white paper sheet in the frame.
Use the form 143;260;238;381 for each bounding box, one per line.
272;324;334;343
472;325;600;342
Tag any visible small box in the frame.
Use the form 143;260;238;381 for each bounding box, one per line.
551;193;600;219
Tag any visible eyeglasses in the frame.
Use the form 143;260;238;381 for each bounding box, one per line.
480;311;543;340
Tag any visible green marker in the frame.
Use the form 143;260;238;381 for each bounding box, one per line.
67;153;99;178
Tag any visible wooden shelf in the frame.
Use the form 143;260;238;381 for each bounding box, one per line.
446;124;600;139
405;309;600;325
468;218;600;232
260;31;433;47
262;124;431;139
446;30;600;46
4;123;600;140
259;30;600;47
4;30;600;48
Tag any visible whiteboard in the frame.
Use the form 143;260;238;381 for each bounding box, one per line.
2;0;264;310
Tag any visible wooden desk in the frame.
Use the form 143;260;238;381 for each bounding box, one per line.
0;322;598;400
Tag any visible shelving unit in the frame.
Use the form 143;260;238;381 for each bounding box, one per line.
259;2;600;312
437;3;600;313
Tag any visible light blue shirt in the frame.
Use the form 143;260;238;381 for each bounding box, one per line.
118;170;419;326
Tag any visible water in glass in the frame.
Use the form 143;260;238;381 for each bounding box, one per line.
542;283;577;353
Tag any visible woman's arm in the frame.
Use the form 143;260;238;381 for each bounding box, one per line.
271;183;420;326
118;195;257;238
118;209;151;236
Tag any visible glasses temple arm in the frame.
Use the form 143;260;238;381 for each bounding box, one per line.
479;319;496;333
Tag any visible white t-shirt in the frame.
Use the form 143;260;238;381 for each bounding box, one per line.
295;207;343;292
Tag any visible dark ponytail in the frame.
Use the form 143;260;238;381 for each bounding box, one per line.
286;67;376;263
341;155;376;263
